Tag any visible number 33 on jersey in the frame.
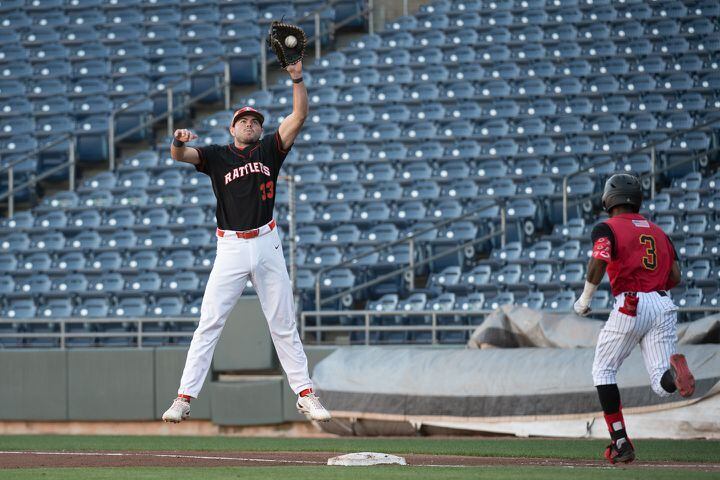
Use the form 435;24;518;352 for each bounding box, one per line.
192;131;290;232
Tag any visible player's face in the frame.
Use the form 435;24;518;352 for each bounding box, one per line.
231;116;262;144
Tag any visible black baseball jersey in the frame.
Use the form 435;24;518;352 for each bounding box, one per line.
192;130;291;231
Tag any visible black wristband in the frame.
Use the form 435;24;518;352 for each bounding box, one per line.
292;76;303;84
172;138;185;147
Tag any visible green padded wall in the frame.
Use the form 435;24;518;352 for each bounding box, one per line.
210;378;283;426
154;347;211;420
0;350;68;420
67;349;155;420
213;296;277;372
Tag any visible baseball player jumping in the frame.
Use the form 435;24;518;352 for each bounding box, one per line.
573;173;695;464
162;59;331;423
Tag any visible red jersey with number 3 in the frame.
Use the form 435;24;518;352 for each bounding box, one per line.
592;213;676;296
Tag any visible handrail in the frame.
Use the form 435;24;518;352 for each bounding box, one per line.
561;117;720;223
299;306;720;344
0;316;198;349
314;203;506;308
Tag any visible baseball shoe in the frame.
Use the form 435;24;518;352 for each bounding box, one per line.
670;354;695;397
604;439;635;465
297;393;331;422
162;397;190;423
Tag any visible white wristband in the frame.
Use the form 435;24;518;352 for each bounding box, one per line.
579;281;598;306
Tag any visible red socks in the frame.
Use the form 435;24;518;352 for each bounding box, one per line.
604;409;630;447
178;394;192;403
299;388;313;397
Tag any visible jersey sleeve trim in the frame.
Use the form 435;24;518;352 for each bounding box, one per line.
275;130;292;155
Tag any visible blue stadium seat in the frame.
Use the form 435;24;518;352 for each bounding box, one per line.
159;249;194;270
521;263;554;287
0;274;16;294
50;273;88;295
518;291;545;310
53;252;87;272
15;273;52;296
459;264;491;291
124;272;162;293
163;272;200;293
20;252;52;272
5;298;36;319
66;230;101;251
544;290;575;311
30;231;65;252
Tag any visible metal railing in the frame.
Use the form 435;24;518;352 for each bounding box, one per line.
314;207;506;313
561;117;720;224
300;306;720;344
0;317;198;349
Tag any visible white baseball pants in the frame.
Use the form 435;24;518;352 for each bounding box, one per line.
178;222;313;398
592;291;678;396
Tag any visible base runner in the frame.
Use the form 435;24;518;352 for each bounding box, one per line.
573;173;695;464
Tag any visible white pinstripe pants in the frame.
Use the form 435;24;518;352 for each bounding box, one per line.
592;291;678;397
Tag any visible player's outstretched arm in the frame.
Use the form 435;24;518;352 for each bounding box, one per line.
171;129;200;165
574;257;607;316
278;61;308;151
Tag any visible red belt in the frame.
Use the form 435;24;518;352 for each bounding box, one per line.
217;219;275;239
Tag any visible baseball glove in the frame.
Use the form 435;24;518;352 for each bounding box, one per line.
267;20;307;69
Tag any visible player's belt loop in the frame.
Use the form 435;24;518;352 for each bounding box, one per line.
657;290;667;297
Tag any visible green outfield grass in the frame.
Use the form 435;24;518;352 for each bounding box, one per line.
0;435;718;463
1;466;720;480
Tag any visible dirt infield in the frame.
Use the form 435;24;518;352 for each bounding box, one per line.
1;450;719;471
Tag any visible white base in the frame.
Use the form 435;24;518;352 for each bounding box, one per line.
327;452;407;466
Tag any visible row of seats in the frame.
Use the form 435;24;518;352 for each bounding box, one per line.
0;271;213;297
0;294;200;318
310;51;719;79
425;258;720;290
260;75;720;109
394;1;719;28
0;1;341;27
330;38;720;67
308;284;719;344
0;249;215;272
0;228;216;252
409;0;718;15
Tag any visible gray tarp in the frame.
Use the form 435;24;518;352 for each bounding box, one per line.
467;306;720;349
313;344;720;438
